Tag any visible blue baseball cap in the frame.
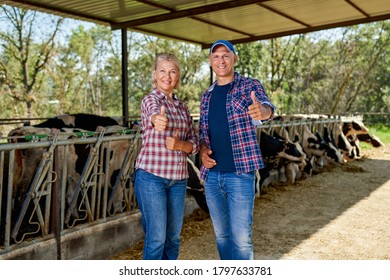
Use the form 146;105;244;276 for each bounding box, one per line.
209;40;236;54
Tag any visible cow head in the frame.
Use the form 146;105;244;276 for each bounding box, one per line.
342;120;369;137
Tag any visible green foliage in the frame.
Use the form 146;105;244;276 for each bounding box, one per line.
360;124;390;151
124;36;208;116
0;6;64;118
367;125;390;144
0;6;389;123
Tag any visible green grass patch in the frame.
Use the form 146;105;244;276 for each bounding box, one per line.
360;124;389;150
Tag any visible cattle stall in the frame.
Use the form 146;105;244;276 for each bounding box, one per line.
0;127;145;259
1;114;371;259
253;114;369;194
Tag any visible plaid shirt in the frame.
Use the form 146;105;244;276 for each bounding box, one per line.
199;72;275;180
135;89;199;180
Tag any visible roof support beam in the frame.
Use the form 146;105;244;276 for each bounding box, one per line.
111;0;272;29
3;0;115;25
191;17;255;37
131;27;204;45
258;3;312;28
208;13;390;48
136;0;256;37
344;0;370;17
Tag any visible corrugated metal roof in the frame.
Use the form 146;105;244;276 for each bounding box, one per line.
2;0;390;48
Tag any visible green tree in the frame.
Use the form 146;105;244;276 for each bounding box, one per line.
124;36;208;116
1;6;388;123
0;6;63;118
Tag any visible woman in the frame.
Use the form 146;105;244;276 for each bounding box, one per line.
134;53;199;260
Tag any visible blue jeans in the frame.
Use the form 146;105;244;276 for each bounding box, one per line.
135;169;187;260
204;171;255;260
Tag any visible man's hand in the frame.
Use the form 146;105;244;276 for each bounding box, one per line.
200;145;217;169
248;91;272;121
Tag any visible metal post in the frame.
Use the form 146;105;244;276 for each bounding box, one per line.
52;146;62;260
121;28;129;126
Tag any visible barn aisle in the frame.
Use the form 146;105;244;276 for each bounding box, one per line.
112;145;390;260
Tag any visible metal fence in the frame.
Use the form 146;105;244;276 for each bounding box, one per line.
0;114;363;256
1;127;141;252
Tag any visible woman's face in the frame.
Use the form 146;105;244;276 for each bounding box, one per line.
154;60;180;94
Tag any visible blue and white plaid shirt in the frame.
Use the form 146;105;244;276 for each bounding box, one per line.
199;72;276;180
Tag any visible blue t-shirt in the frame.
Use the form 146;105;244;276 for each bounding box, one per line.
208;83;236;172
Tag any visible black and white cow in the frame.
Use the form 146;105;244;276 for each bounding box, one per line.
257;129;306;193
342;120;369;137
342;120;384;158
357;133;385;148
186;158;208;213
302;124;343;164
322;126;345;163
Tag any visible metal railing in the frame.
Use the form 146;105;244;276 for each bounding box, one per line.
1;127;141;251
1;114;364;255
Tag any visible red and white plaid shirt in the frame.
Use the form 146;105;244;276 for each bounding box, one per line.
135;89;199;180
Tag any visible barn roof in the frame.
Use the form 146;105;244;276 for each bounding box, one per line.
3;0;390;48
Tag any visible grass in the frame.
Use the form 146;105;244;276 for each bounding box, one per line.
360;124;390;150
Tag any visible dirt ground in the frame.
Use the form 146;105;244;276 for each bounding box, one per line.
112;145;390;260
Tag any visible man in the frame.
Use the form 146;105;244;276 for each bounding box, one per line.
199;40;275;260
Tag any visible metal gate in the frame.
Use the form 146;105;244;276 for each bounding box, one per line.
1;127;141;252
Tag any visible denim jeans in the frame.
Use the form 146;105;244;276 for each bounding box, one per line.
135;169;187;260
204;171;255;260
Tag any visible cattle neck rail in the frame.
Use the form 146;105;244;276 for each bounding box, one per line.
1;128;142;258
1;115;365;259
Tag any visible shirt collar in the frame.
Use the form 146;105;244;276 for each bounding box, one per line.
153;88;179;104
208;72;237;93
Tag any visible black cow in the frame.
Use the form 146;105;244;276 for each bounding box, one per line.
186;158;208;213
33;113;119;131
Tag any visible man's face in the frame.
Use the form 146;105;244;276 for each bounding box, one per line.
209;45;237;78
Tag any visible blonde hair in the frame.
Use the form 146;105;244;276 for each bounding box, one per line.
152;53;181;90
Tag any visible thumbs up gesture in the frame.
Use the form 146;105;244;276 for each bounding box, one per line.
165;129;182;151
152;105;168;132
248;91;271;121
160;105;165;116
